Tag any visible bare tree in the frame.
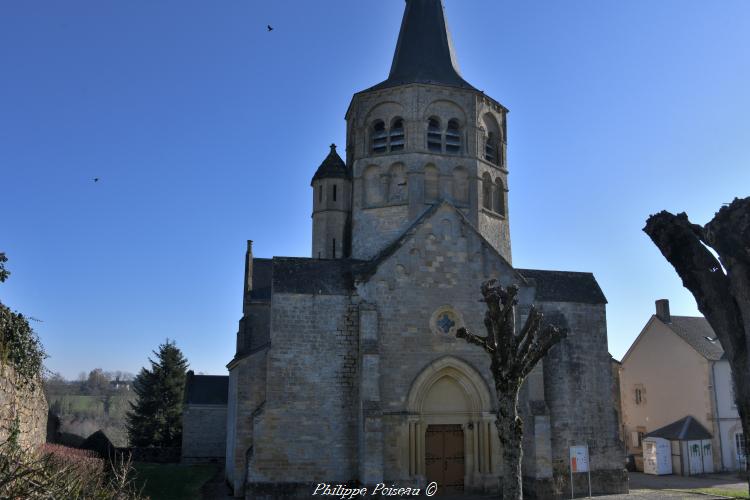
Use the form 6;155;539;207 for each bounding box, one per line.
644;196;750;489
456;280;567;500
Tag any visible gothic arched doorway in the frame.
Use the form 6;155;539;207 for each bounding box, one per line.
406;356;497;492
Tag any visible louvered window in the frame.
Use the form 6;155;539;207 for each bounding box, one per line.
389;118;405;152
372;120;387;154
445;119;461;153
427;118;442;152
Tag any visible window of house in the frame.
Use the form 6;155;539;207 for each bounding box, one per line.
635;388;643;405
427;118;442;152
736;433;746;468
333;184;337;202
372;120;387;154
389;118;405;152
445;119;461;153
332;239;336;259
318;185;323;203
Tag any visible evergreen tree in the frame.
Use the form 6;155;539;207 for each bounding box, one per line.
126;339;188;447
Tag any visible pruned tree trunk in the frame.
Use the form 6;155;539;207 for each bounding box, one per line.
644;196;750;493
457;281;566;499
497;392;523;499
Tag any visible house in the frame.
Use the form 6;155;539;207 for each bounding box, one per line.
620;299;744;473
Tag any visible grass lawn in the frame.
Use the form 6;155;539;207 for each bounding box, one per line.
674;488;749;499
133;462;219;500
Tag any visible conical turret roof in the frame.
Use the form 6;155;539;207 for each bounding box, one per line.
368;0;475;92
311;144;349;185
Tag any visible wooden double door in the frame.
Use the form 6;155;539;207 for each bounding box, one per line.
425;424;464;494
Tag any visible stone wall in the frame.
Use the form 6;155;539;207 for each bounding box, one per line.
356;203;529;492
181;404;227;463
0;365;48;449
539;301;628;496
245;293;358;494
347;83;512;263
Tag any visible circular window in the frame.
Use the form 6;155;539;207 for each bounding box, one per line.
430;306;464;336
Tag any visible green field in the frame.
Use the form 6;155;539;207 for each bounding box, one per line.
132;463;219;500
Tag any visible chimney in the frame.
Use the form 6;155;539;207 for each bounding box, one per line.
244;240;254;294
655;299;671;323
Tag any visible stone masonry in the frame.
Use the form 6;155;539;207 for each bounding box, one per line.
0;365;48;450
222;1;627;498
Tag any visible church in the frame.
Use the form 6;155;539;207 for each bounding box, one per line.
225;1;627;497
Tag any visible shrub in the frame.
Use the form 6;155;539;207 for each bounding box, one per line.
0;253;46;389
0;440;146;499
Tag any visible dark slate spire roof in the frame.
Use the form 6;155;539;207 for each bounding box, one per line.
311;144;350;185
367;0;476;92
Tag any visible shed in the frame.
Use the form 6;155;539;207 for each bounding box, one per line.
643;437;672;475
181;371;229;464
646;416;714;476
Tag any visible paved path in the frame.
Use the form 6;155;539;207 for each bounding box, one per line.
201;470;748;499
438;493;717;500
630;471;747;493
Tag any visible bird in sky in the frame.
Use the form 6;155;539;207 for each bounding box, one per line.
267;25;274;32
93;177;100;183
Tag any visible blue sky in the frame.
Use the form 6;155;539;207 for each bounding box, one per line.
1;0;748;379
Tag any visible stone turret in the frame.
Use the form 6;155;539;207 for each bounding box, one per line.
311;144;352;259
345;0;511;262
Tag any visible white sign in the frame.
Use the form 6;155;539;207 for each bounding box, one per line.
570;445;590;473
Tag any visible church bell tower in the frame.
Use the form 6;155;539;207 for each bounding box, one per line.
345;0;511;263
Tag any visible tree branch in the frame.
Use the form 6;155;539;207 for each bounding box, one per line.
644;210;745;363
520;326;567;380
456;327;495;354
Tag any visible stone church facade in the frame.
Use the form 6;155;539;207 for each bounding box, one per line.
225;1;627;497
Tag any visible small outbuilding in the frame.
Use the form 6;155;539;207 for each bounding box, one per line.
181;371;228;464
642;437;672;475
645;416;714;476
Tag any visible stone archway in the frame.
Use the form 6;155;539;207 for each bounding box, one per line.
406;356;497;491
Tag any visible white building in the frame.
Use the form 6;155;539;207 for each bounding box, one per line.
620;299;745;472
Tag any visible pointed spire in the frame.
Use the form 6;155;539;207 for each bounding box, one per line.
311;144;350;185
369;0;475;91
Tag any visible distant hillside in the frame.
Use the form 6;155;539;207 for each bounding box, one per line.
45;371;136;447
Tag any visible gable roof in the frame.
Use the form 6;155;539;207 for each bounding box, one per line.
517;269;607;305
184;373;228;405
663;316;725;361
354;201;525;284
646;416;712;441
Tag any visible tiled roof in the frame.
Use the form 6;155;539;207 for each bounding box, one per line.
646;416;712;441
517;269;607;305
184;373;228;405
663;316;725;361
272;258;361;296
